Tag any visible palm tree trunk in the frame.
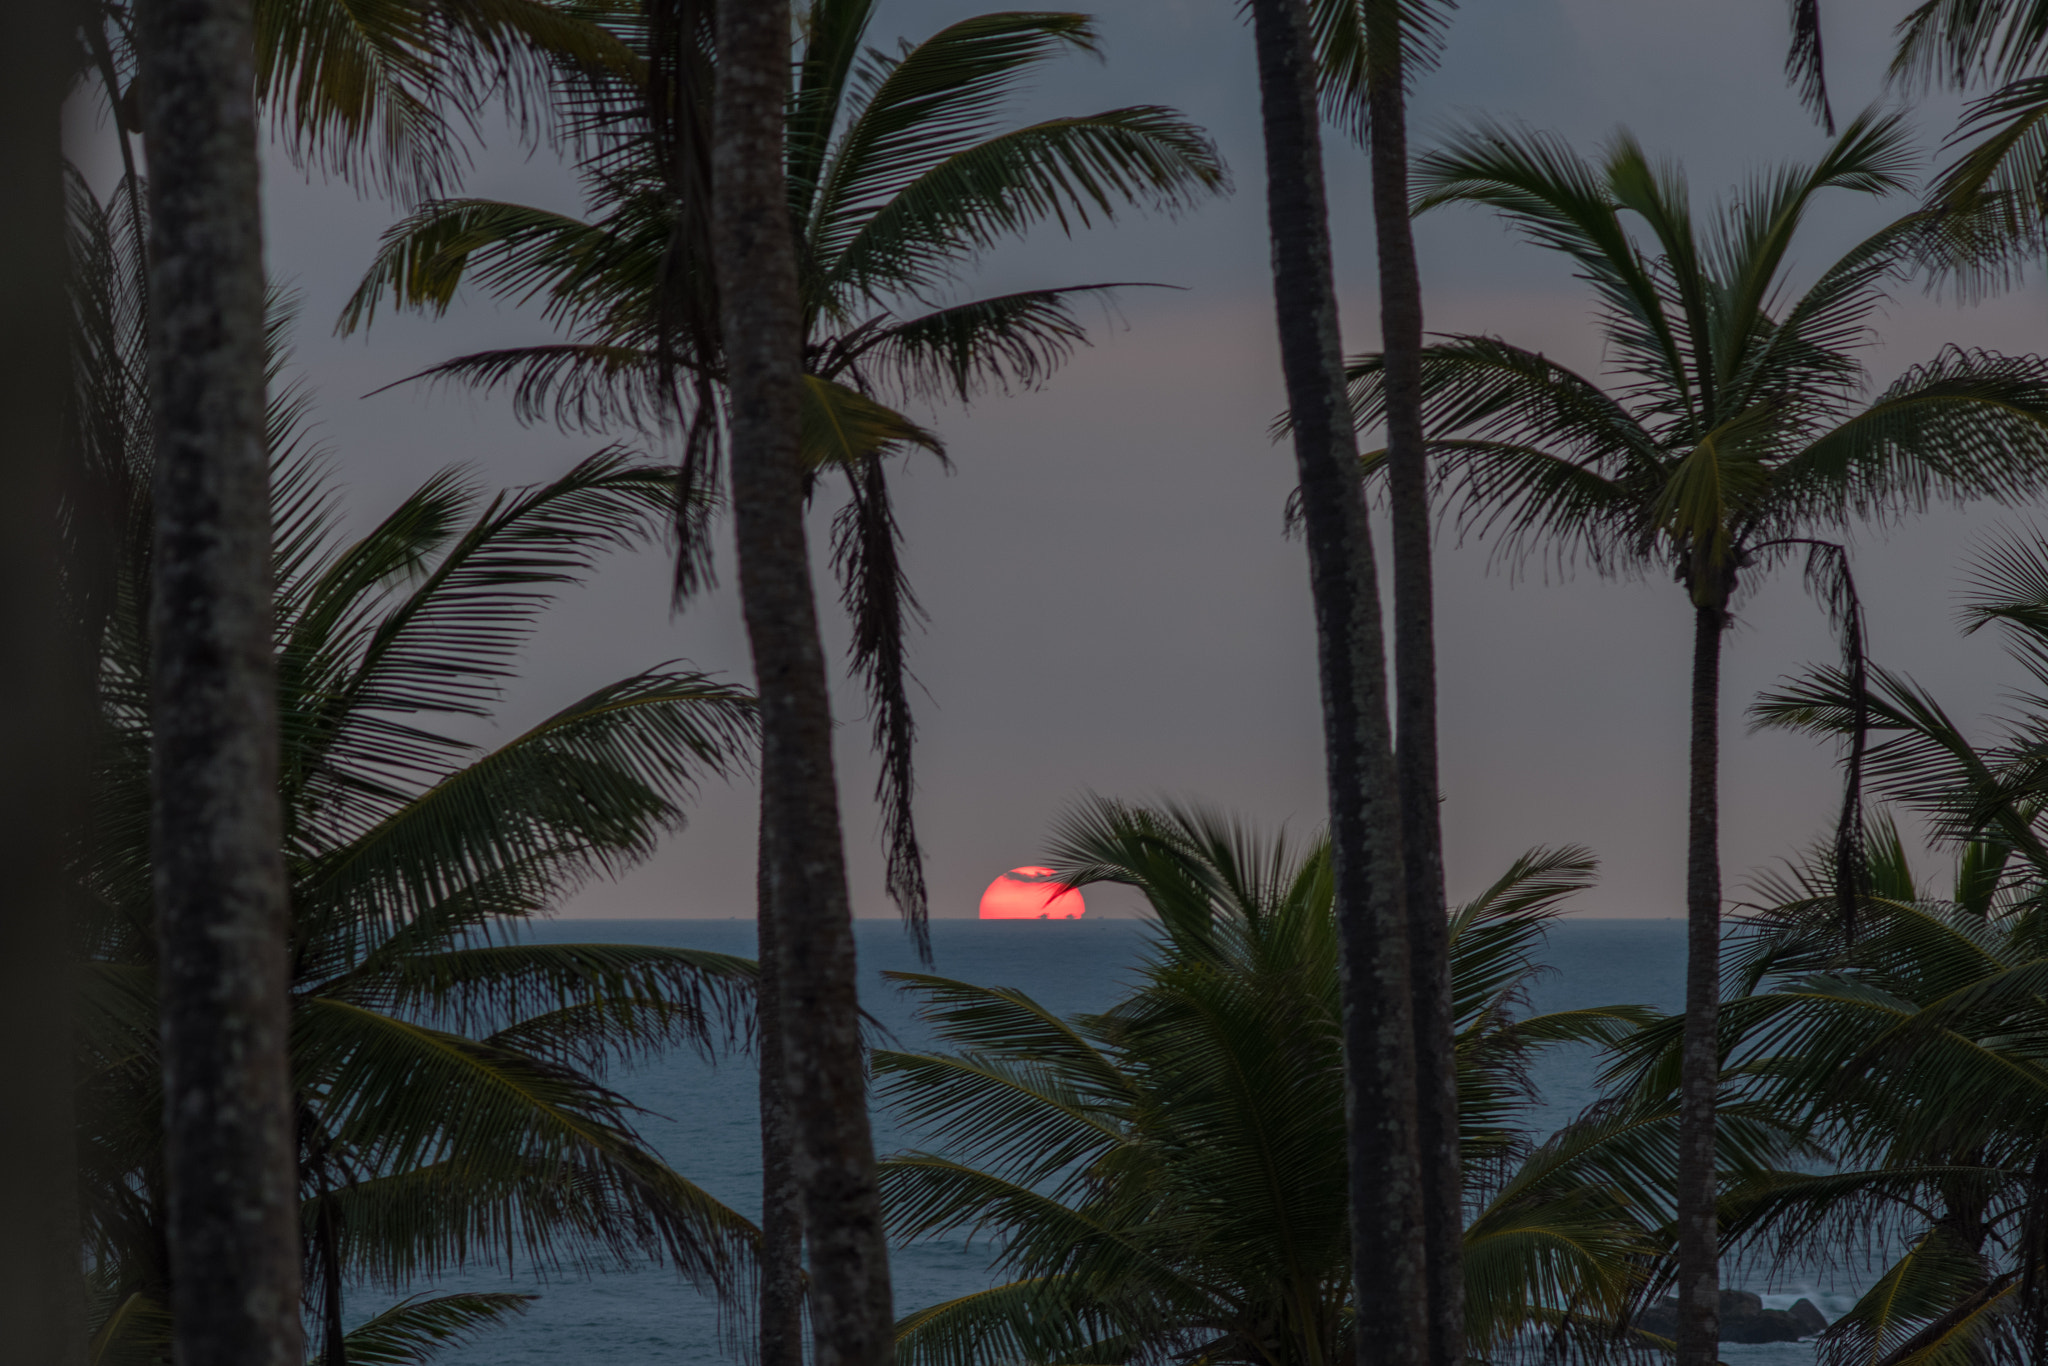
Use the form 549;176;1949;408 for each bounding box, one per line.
757;813;807;1366
712;4;895;1364
135;0;303;1362
0;3;88;1357
1675;602;1724;1366
1246;3;1426;1362
317;1195;347;1366
1366;20;1464;1366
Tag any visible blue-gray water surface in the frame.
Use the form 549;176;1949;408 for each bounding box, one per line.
358;918;1851;1363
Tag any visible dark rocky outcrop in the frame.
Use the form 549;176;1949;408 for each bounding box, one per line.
1636;1290;1830;1344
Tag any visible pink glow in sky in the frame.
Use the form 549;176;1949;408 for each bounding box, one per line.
978;867;1087;920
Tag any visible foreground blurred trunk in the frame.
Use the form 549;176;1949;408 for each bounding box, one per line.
1245;2;1426;1363
1364;9;1464;1362
712;4;895;1364
135;0;304;1361
0;3;87;1360
1675;601;1726;1366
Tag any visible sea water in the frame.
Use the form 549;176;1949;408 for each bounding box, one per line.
356;918;1850;1364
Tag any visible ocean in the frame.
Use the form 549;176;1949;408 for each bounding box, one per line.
354;917;1850;1364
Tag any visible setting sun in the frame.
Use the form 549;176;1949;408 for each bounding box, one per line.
978;867;1086;920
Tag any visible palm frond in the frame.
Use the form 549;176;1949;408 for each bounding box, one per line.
1786;0;1836;133
1308;0;1456;139
1772;348;2048;531
336;1291;534;1365
251;0;641;203
802;12;1103;277
296;667;754;967
819;108;1225;305
838;285;1114;401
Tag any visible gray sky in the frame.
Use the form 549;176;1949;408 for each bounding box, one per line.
158;0;2048;920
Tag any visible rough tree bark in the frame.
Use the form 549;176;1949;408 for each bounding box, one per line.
1674;600;1726;1366
0;0;88;1358
712;4;895;1364
757;809;808;1366
135;0;304;1362
1366;17;1465;1366
1247;2;1427;1362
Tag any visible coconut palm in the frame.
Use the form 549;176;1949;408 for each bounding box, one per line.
707;0;897;1360
1240;0;1422;1356
79;443;764;1363
1673;819;2048;1366
1345;109;2048;1364
128;0;302;1358
69;179;764;1364
345;21;1220;1357
1306;0;1465;1352
1707;529;2048;1362
873;798;1677;1366
339;0;1226;948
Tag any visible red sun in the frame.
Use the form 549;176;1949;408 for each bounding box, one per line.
978;866;1087;920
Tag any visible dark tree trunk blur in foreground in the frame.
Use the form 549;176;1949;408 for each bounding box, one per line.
1246;1;1427;1362
0;2;87;1360
757;809;808;1366
1365;11;1464;1363
135;0;304;1360
712;4;895;1364
1675;601;1727;1366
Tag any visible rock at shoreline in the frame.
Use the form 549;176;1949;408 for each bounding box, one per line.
1636;1290;1830;1344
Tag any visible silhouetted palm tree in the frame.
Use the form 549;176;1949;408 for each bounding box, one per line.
1243;0;1423;1358
1712;528;2048;1363
709;0;896;1361
1308;0;1465;1352
69;182;764;1363
875;799;1659;1365
347;14;1221;1356
340;1;1225;955
130;0;301;1359
1353;110;2048;1364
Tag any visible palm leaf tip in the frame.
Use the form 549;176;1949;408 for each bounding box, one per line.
338;1291;536;1365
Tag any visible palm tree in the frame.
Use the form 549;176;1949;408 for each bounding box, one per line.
339;1;1226;952
873;798;1663;1365
69;179;765;1362
129;0;301;1359
1241;1;1423;1357
78;438;765;1362
1307;1;1464;1353
708;0;895;1361
345;17;1221;1357
1681;819;2048;1366
1711;528;2048;1362
1348;110;2048;1362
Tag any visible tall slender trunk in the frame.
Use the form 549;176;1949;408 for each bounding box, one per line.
1366;24;1464;1366
317;1194;347;1366
1674;602;1724;1366
712;5;895;1365
136;0;302;1363
1246;3;1426;1362
757;811;808;1366
0;1;87;1358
